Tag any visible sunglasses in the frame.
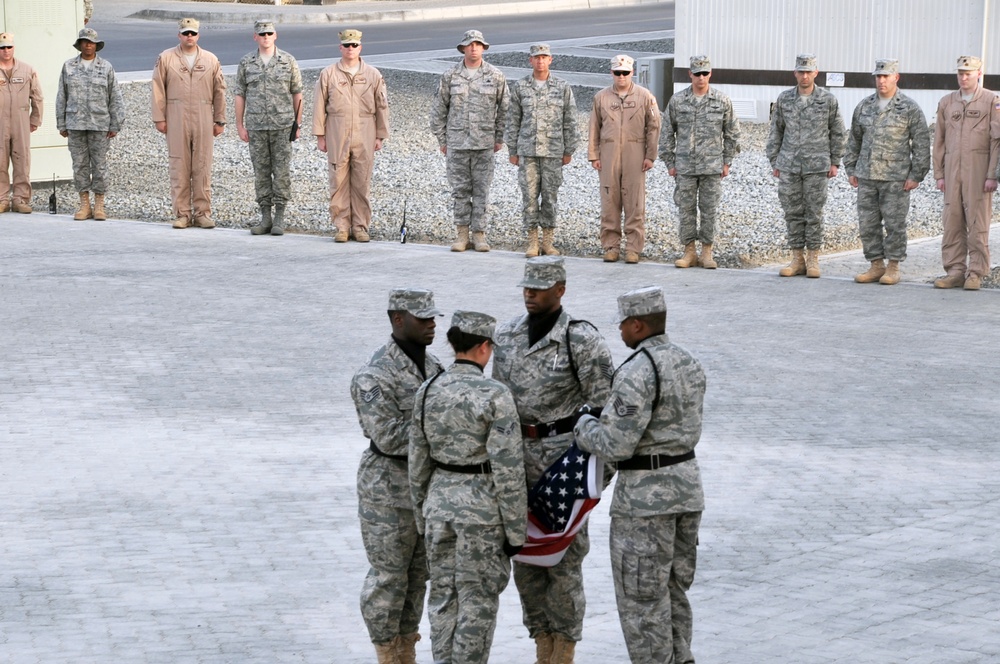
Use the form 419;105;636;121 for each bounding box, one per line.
613;70;631;76
181;31;198;37
0;46;12;50
342;43;360;48
693;71;710;77
258;32;274;37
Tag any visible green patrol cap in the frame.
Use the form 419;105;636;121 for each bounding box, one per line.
529;44;551;57
518;256;566;290
254;21;275;35
690;55;711;74
614;286;666;324
387;288;443;318
451;310;496;339
872;59;898;75
795;54;817;71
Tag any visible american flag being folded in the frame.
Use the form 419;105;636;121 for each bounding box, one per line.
512;441;604;568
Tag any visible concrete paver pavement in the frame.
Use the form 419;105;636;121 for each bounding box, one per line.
2;215;998;663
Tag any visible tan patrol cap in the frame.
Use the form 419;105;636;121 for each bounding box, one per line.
957;55;983;71
339;29;362;45
178;18;200;33
611;54;634;72
0;32;15;47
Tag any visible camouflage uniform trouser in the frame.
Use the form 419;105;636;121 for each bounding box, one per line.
514;524;588;641
778;171;829;250
425;520;510;664
248;128;293;207
518;156;564;230
446;148;495;232
358;501;428;645
673;174;722;245
857;178;909;262
611;511;701;664
68;130;111;194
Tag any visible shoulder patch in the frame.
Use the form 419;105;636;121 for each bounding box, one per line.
495;421;519;436
613;396;638;417
361;385;382;403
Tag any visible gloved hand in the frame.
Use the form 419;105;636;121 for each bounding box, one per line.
502;538;524;558
576;404;603;421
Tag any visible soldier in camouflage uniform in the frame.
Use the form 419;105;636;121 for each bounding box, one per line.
492;256;613;664
844;59;930;286
766;54;846;279
351;288;445;664
431;30;509;253
56;28;125;222
410;311;527;664
660;55;740;271
506;44;580;258
235;21;303;237
574;286;706;664
83;0;93;24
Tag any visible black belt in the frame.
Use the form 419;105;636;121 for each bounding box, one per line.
435;459;492;474
617;450;695;471
521;415;576;439
369;440;407;462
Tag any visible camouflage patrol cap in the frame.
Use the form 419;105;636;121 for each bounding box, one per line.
611;54;635;72
690;55;711;74
0;33;12;48
614;286;666;324
518;256;566;290
340;29;362;45
451;310;496;339
872;59;898;76
254;21;275;35
529;44;551;57
957;55;983;71
794;54;817;71
178;18;200;33
457;29;489;52
74;28;104;51
387;288;443;318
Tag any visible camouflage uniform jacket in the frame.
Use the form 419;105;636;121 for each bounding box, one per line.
430;61;509;150
234;48;303;131
844;91;930;182
573;333;706;518
83;0;92;22
351;337;443;510
660;86;740;174
766;86;846;174
409;362;527;545
492;310;613;483
505;73;579;158
55;55;125;133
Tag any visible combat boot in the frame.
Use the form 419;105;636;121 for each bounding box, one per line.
353;227;370;242
674;241;699;268
0;199;9;213
855;258;885;283
964;275;982;290
334;228;349;242
396;633;420;664
93;193;107;220
373;637;401;664
805;249;821;278
73;191;93;220
12;199;32;214
451;225;470;252
700;243;718;269
624;250;640;264
603;248;620;262
194;214;215;229
934;273;964;289
472;230;490;252
251;206;272;235
541;228;561;256
550;634;577;664
533;633;554;664
271;205;286;236
879;260;900;285
778;249;806;277
172;216;190;229
525;227;540;257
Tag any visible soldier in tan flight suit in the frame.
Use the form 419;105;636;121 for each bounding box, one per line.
313;28;389;244
0;32;43;214
152;18;227;229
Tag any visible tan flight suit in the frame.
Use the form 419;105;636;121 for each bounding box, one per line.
0;60;43;205
312;59;389;235
151;46;226;221
588;84;660;254
933;87;1000;279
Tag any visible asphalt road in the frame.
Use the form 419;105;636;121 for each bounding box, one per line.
98;3;674;72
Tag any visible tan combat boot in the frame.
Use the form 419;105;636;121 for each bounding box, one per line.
93;193;107;220
603;248;620;262
194;214;215;229
396;633;420;664
674;241;699;268
451;225;470;252
879;259;900;285
541;227;561;256
354;227;370;242
525;227;540;257
0;199;9;213
11;199;32;214
964;275;982;290
933;273;964;289
374;636;401;664
855;258;885;283
550;634;577;664
172;216;190;229
533;633;554;664
778;249;806;277
624;250;640;264
472;230;490;252
700;243;718;269
805;249;821;278
334;228;349;242
74;192;93;220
